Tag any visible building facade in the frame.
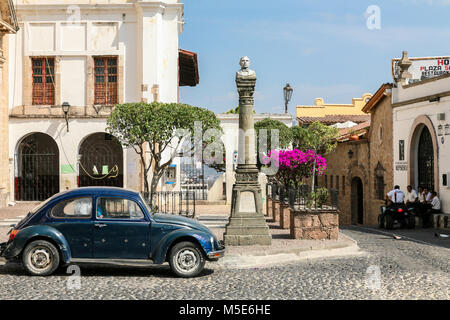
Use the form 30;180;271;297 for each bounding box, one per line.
392;52;450;214
7;0;198;201
296;93;372;126
318;84;394;225
0;0;18;207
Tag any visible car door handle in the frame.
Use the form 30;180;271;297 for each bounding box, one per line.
94;223;108;229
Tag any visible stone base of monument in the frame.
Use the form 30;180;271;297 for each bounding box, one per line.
224;184;272;246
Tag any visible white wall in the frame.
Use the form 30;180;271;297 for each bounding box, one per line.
393;79;450;213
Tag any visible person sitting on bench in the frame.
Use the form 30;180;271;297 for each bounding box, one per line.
423;191;441;228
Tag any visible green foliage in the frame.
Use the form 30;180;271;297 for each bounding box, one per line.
291;121;339;155
255;118;292;151
224;106;255;114
307;188;329;209
107;102;223;196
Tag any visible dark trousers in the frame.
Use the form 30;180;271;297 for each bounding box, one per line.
422;208;440;228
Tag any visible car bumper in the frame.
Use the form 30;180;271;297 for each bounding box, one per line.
207;241;225;260
207;249;226;260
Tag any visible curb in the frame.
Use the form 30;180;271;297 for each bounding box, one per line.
215;233;363;269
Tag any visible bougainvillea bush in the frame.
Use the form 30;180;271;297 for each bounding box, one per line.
262;149;327;188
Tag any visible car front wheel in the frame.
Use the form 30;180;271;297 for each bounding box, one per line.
22;240;60;276
169;241;205;278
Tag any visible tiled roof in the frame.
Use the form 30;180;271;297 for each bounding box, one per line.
297;114;371;125
362;83;392;113
337;121;371;142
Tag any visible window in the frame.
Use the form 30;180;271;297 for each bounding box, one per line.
324;175;328;188
375;176;385;200
97;197;144;220
330;175;334;190
336;176;340;190
51;197;92;218
94;56;118;105
342;176;345;195
399;140;405;161
32;57;55;105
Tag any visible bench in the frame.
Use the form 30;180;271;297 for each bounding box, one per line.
433;213;450;230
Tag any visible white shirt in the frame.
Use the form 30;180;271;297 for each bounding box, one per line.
425;192;432;202
417;192;425;202
431;196;441;210
405;190;418;202
387;189;405;203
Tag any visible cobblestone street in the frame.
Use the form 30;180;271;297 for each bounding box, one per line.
0;225;448;300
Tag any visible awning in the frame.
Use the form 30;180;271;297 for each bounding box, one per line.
179;49;199;87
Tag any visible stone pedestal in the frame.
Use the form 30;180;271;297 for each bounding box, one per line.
272;200;280;222
224;57;272;246
279;203;290;229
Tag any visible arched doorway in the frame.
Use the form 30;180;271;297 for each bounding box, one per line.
417;126;434;190
409;115;438;191
351;177;364;224
15;133;59;201
78;133;123;187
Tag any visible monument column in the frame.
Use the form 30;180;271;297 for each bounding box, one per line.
223;57;272;246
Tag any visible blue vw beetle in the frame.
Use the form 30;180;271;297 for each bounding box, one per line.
0;187;225;277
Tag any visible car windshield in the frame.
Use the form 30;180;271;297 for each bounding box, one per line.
139;193;153;215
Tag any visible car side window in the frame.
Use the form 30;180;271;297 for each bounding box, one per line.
96;198;145;220
51;197;93;219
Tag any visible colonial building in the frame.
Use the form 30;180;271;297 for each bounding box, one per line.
318;84;393;225
7;0;198;201
0;0;18;207
296;93;372;127
392;51;450;214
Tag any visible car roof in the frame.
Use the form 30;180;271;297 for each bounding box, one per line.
51;187;141;199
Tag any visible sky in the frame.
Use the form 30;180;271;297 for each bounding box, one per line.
179;0;450;115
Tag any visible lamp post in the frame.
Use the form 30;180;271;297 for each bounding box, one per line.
62;102;70;132
283;83;293;114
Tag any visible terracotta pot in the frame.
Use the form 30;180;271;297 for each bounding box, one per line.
349;134;359;141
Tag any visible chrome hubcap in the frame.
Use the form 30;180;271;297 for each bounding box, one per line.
176;249;198;271
30;247;51;269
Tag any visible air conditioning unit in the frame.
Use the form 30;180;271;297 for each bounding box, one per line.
437;113;446;121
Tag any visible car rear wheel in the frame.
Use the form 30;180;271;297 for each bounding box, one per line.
22;240;60;276
169;241;205;278
407;216;416;229
378;215;385;229
384;215;394;230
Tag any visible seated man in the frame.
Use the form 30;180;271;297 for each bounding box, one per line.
405;185;418;208
386;185;405;206
381;185;405;215
422;191;441;228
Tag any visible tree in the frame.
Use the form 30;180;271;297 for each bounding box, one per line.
291;122;339;190
106;102;223;199
291;122;339;155
255;118;292;169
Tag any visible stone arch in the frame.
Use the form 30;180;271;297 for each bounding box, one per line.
78;132;123;187
408;115;439;190
15;132;60;201
348;163;369;225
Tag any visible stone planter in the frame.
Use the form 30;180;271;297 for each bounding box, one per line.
290;208;339;240
266;198;272;218
279;202;291;229
272;200;280;222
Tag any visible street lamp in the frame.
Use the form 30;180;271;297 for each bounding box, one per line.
62;102;70;132
283;83;293;114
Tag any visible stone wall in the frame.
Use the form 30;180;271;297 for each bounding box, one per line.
318;91;393;226
0;33;10;207
290;209;339;240
272;200;280;222
279;202;290;229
